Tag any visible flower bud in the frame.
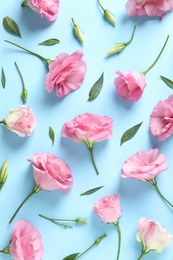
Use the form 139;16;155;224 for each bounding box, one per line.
0;160;8;190
71;18;84;44
94;233;107;244
22;89;28;103
75;218;88;224
104;10;116;26
106;43;126;55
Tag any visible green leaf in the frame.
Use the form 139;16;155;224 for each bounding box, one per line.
80;186;104;196
3;16;21;38
160;75;173;89
1;68;6;89
120;121;143;146
63;253;80;260
88;72;104;101
49;126;55;146
38;38;60;46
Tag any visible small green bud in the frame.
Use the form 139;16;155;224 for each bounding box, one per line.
71;18;84;44
22;89;28;103
75;218;88;224
104;10;116;26
0;160;8;190
94;233;107;245
106;43;126;55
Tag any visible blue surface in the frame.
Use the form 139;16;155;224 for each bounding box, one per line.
1;1;173;259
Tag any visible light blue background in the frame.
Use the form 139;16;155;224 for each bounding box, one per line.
1;1;173;259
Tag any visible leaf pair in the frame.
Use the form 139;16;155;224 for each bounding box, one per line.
3;16;60;46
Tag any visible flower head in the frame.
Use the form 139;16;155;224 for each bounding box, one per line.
122;148;168;181
10;220;43;260
45;51;87;97
150;95;173;141
136;217;173;254
28;152;73;193
22;0;59;21
125;0;173;18
4;105;36;137
62;112;113;143
114;70;146;102
94;194;121;223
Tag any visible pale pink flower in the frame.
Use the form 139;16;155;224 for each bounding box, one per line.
62;112;113;143
136;217;173;254
10;219;43;260
23;0;59;21
28;152;73;193
4;105;36;137
150;95;173;141
114;70;146;102
94;194;121;223
126;0;173;18
45;51;87;97
122;148;168;181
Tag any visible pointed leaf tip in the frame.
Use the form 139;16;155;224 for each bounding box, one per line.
88;72;104;101
120;121;143;146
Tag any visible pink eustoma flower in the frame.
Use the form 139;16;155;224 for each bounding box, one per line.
45;51;87;97
62;113;113;175
10;220;43;260
136;217;173;257
122;148;168;181
94;194;121;223
2;105;36;137
150;95;173;141
62;112;113;143
126;0;173;18
114;70;146;102
22;0;59;21
9;153;73;223
28;152;73;193
94;194;122;260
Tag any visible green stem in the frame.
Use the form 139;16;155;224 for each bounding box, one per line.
125;26;136;45
14;62;28;103
76;243;95;259
71;18;75;26
0;247;9;254
113;222;121;260
4;40;52;66
150;179;173;208
88;147;99;175
21;0;29;7
137;251;146;260
39;214;78;222
141;35;169;75
14;62;26;91
9;186;41;224
98;0;105;11
0;120;6;125
75;233;106;259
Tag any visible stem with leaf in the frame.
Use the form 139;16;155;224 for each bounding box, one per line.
4;40;52;66
149;179;173;208
141;35;169;75
9;186;41;224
